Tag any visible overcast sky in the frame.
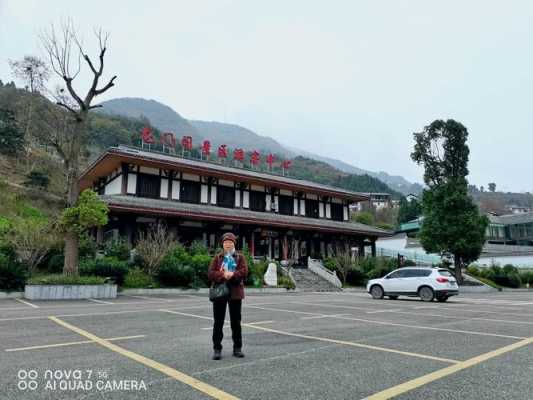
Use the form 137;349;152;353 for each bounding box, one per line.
1;0;532;192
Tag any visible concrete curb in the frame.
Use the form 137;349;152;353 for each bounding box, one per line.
25;284;118;300
120;287;300;295
0;291;23;299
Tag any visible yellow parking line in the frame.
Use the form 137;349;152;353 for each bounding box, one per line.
48;316;239;400
5;335;145;352
160;309;459;364
363;336;533;400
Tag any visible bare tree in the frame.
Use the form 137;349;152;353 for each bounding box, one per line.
136;224;176;277
8;56;50;171
40;21;117;275
8;56;50;93
332;249;355;286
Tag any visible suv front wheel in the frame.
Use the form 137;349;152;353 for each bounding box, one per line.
370;285;384;299
418;286;434;302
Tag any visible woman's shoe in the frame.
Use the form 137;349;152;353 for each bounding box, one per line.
212;350;222;360
233;349;244;358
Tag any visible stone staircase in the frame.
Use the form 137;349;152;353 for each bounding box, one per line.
290;267;342;292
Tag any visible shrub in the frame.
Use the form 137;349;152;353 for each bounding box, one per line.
46;253;64;274
0;253;27;291
190;240;209;256
466;265;480;276
79;233;98;259
505;273;522;288
503;264;519;275
28;274;106;285
346;268;367;286
123;267;156;288
157;263;194;287
519;271;533;285
246;259;268;287
322;257;336;272
104;238;131;261
354;212;374;226
278;275;295;289
80;257;130;285
190;253;212;287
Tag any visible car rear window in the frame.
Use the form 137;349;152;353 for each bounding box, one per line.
412;269;432;277
438;270;453;276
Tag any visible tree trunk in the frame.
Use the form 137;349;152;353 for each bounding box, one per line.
454;254;463;285
62;145;82;275
63;230;79;276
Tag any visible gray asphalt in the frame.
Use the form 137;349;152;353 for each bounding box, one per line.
0;291;532;399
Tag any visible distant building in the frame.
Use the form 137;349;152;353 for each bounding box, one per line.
486;212;533;246
507;205;532;214
350;192;392;212
396;212;533;247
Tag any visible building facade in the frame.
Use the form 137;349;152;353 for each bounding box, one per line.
79;146;390;263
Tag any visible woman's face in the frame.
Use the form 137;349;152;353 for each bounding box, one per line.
223;240;235;252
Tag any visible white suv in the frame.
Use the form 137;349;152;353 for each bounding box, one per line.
366;267;459;302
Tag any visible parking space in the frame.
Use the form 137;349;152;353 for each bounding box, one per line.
0;291;531;399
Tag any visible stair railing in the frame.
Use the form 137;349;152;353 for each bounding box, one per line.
307;257;342;288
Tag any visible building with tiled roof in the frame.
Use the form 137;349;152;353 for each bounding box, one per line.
79;145;391;262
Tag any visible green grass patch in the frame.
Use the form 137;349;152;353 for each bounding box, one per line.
27;274;107;285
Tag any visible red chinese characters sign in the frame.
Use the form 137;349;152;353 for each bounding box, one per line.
218;144;228;159
201;140;211;157
138;128;293;175
250;150;260;166
233;148;245;162
181;135;193;151
141;127;155;144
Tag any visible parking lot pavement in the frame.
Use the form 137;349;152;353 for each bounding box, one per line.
0;291;531;399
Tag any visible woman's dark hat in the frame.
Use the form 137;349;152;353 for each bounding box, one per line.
221;232;237;244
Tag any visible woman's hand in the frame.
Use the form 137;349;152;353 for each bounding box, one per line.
224;271;234;280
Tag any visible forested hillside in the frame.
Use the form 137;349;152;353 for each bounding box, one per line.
0;80;402;218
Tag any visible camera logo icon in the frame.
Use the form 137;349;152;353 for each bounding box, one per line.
17;370;39;390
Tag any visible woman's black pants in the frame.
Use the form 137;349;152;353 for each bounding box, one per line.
212;298;242;351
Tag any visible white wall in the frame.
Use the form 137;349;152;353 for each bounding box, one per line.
201;184;208;203
127;173;137;194
160;178;168;198
104;176;122;195
171;180;180;200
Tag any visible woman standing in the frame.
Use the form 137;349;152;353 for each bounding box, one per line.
207;232;248;360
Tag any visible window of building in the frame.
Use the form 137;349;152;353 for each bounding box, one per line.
305;199;319;219
216;185;235;208
330;203;344;221
180;180;201;204
278;195;294;215
249;190;266;212
136;173;160;199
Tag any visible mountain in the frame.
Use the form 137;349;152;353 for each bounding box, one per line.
285;145;423;195
189;120;293;156
98;97;422;196
98;97;202;140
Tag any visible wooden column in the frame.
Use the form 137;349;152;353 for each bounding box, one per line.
358;239;365;257
371;237;377;257
282;235;288;261
250;231;255;257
